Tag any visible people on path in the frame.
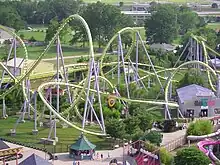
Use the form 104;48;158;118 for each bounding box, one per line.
101;154;103;160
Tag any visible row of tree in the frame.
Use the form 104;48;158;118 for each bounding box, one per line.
145;4;218;45
0;0;83;30
45;1;134;49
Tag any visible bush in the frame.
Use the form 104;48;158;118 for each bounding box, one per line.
187;120;213;136
163;119;176;132
144;141;158;152
141;130;163;146
159;147;174;165
174;147;211;165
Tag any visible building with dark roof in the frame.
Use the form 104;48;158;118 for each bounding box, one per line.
0;140;10;150
176;84;220;117
150;43;177;52
19;154;52;165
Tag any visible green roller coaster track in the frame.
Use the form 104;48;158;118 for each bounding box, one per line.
0;14;220;136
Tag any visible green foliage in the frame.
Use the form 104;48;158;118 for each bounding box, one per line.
178;68;206;88
145;4;179;43
124;116;141;135
187;120;213;136
45;17;70;42
144;141;158;152
145;4;201;44
174;146;211;165
141;131;162;146
29;36;36;42
105;118;126;139
159;147;174;165
73;1;134;48
0;3;25;31
178;6;200;34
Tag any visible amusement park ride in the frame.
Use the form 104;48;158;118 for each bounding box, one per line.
1;14;220;164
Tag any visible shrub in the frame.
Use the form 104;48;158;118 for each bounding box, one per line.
141;130;163;146
187;120;213;136
163;119;176;132
144;141;158;152
159;147;174;165
174;146;211;165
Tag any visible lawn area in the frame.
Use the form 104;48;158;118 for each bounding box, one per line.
0;117;112;153
84;0;209;4
206;23;220;31
18;31;46;42
0;45;89;60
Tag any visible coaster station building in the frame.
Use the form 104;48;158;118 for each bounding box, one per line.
176;84;220;118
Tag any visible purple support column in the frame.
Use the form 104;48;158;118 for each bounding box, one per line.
118;34;130;99
27;80;31;119
49;87;52;123
129;59;147;91
135;32;139;82
82;59;94;129
54;37;60;141
33;91;38;133
0;38;15;88
137;32;164;93
93;62;105;133
3;58;25;90
117;42;121;86
57;38;72;103
14;39;17;76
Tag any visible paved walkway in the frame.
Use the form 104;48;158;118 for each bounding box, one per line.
3;142;133;165
161;129;186;146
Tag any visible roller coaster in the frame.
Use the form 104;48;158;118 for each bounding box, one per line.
0;14;220;142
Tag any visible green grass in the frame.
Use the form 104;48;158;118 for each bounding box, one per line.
206;23;220;30
0;45;89;60
18;31;46;42
84;0;209;4
0;117;112;153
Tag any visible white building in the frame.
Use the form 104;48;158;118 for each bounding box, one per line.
121;11;151;25
0;26;15;44
177;84;220;118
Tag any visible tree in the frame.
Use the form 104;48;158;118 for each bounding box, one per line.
20;34;25;40
45;17;70;42
178;8;200;34
178;68;206;88
124;116;141;136
137;112;154;132
73;2;134;49
141;130;163;146
119;2;124;7
105;118;126;140
195;27;217;49
212;3;218;8
145;4;179;44
174;147;211;165
0;4;25;31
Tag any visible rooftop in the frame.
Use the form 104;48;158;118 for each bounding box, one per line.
150;43;176;52
176;84;215;104
19;153;52;165
70;134;96;151
0;140;9;150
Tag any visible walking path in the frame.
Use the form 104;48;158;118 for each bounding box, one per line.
161;129;186;146
4;141;134;165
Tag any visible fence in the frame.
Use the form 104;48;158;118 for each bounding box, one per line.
161;135;187;152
